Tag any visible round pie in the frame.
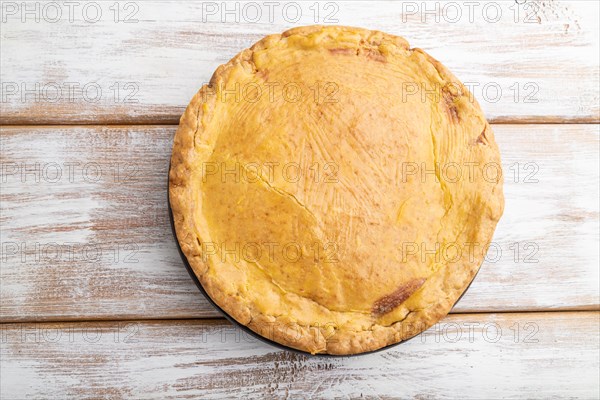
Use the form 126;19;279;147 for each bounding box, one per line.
169;25;504;355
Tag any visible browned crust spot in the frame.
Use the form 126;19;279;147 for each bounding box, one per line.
372;278;427;316
329;47;387;63
359;48;387;63
329;48;355;56
476;127;489;145
442;89;460;123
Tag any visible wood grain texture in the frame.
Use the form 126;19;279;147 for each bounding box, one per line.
1;124;598;322
1;0;598;124
1;1;598;397
1;312;598;399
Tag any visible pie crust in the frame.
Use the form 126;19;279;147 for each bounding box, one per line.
169;25;504;355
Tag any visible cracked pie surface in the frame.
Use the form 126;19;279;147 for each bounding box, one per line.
169;26;504;355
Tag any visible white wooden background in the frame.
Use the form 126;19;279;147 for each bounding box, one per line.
1;1;599;399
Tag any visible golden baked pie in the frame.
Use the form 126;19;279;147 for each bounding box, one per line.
169;25;504;355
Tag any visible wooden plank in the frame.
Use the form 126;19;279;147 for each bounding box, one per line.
455;123;600;312
0;1;598;124
0;124;598;321
1;312;598;399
